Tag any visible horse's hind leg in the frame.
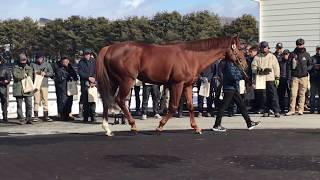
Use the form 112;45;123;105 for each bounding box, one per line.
157;83;184;132
184;86;202;134
115;79;137;132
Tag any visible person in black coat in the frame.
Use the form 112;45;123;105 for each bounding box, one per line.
0;56;11;122
197;62;217;117
277;49;292;113
55;56;78;121
78;49;97;122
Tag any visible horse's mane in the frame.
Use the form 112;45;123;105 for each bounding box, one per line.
179;37;233;51
109;36;234;52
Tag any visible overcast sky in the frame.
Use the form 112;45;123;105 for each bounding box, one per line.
1;0;259;20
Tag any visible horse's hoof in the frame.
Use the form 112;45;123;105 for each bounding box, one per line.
131;129;139;135
105;132;114;137
155;127;163;135
195;129;202;135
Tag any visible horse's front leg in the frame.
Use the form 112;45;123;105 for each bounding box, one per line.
184;86;202;134
156;83;184;132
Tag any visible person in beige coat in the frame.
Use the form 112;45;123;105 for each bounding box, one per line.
251;41;281;118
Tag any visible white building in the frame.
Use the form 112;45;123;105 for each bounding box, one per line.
257;0;320;54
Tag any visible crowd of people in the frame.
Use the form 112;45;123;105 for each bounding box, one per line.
0;38;319;129
0;49;96;124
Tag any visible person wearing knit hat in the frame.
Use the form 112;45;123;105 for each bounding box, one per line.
12;53;34;124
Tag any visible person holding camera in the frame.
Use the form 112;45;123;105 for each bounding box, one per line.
251;41;281;118
31;51;54;122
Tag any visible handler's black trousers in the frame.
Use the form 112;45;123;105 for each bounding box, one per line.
214;90;251;128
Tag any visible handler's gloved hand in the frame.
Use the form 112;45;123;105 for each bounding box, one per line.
275;78;280;88
263;68;272;75
200;77;208;83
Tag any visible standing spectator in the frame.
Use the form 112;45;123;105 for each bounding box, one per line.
78;49;96;122
277;49;292;114
286;39;311;116
251;41;281;118
212;59;260;132
0;56;11;122
55;56;78;121
31;51;54;122
53;59;62;119
274;42;284;61
308;45;320;114
141;83;161;120
129;79;142;115
247;45;265;113
197;62;216;117
12;53;34;124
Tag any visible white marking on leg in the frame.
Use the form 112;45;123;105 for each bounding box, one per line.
102;118;114;136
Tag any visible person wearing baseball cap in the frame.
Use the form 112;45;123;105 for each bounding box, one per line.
286;38;311;116
252;41;281;118
277;49;291;114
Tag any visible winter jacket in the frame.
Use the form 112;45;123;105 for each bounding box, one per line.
55;64;78;97
291;47;311;78
31;61;54;87
77;58;96;92
222;60;243;92
278;56;292;79
0;64;11;93
309;53;320;82
251;52;280;81
12;64;33;97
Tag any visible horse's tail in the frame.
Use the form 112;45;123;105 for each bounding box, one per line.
96;46;114;107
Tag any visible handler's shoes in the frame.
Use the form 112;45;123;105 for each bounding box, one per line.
248;121;260;130
212;125;227;132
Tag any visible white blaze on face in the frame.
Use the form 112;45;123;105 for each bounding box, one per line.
102;118;114;136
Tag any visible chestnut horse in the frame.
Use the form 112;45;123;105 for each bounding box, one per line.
96;36;247;136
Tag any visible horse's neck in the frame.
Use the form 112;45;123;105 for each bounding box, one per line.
194;49;226;73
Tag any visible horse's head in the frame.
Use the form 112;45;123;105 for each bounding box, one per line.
226;35;248;74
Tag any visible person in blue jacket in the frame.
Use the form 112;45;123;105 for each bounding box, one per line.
212;59;260;132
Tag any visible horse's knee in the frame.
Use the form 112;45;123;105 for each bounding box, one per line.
169;105;178;113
